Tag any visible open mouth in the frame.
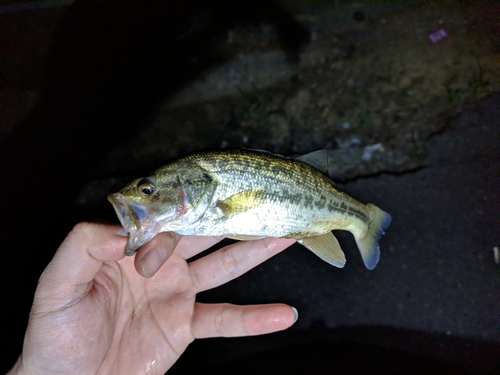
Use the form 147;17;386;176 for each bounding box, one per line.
107;193;160;256
108;193;141;232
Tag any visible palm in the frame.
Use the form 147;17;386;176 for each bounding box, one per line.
93;253;196;374
15;224;296;375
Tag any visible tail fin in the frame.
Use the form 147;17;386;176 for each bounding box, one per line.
354;203;392;270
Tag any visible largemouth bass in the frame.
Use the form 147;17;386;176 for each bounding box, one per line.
108;149;391;269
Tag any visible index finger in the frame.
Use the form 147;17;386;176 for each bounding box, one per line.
174;235;225;260
189;237;296;293
132;233;224;277
135;233;225;262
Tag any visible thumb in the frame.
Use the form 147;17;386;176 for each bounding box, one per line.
35;222;128;303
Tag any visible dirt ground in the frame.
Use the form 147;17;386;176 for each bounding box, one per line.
92;1;500;182
2;1;499;185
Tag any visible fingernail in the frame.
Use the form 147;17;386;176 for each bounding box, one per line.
291;307;299;323
141;247;166;278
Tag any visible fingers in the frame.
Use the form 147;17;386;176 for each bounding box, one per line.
50;222;127;281
174;235;225;260
189;237;296;292
134;234;224;278
35;223;127;303
191;303;298;338
134;231;182;278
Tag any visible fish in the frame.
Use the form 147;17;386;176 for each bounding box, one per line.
108;149;391;269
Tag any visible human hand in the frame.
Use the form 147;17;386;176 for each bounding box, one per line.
9;223;297;375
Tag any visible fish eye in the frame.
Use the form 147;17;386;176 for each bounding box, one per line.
137;178;155;196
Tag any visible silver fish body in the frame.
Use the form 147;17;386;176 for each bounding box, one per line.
108;149;391;269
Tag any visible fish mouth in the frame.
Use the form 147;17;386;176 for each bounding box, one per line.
108;193;142;232
107;193;158;256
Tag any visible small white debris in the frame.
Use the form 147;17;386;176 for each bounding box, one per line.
494;246;499;264
336;135;362;149
342;121;350;129
242;135;249;143
220;140;229;148
361;143;384;162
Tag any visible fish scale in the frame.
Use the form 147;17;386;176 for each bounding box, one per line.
194;152;343;208
108;149;391;269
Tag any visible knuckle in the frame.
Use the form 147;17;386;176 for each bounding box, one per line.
220;248;240;277
214;305;226;336
213;304;247;337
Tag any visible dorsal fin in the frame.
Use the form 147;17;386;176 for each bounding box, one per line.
243;148;285;158
295;149;329;174
244;148;331;176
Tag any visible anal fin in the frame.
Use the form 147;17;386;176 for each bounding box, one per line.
298;232;346;268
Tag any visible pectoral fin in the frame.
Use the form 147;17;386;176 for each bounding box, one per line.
298;232;346;268
216;189;267;217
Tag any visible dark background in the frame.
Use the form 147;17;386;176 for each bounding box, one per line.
0;1;499;373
